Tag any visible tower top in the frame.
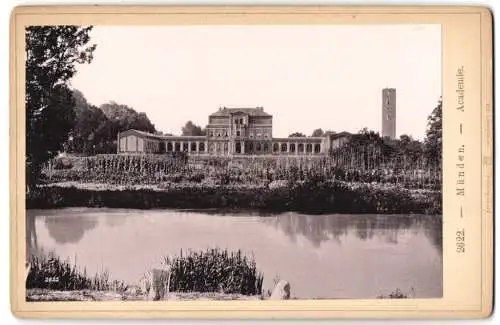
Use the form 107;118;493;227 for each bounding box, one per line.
381;88;396;139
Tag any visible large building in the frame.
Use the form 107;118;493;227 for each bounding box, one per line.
117;107;351;156
381;88;396;139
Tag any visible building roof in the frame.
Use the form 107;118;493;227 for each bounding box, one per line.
119;129;206;140
209;107;272;117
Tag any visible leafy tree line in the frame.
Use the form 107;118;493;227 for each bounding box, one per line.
331;98;442;165
66;90;157;155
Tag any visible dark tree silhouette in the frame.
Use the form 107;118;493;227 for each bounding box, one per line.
181;121;205;136
288;132;306;137
311;128;324;137
26;26;96;190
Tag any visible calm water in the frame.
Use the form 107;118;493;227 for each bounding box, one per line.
26;208;442;299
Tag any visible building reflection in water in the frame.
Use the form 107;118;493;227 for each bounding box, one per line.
261;213;442;252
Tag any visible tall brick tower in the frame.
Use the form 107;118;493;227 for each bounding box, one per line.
381;88;396;139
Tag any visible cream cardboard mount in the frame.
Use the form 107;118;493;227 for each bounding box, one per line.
10;5;493;319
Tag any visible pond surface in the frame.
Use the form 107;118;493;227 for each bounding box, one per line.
26;208;442;299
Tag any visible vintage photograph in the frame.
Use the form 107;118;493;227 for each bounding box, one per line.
25;24;443;302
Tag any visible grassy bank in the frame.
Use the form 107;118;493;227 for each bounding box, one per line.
27;179;441;214
27;248;264;301
26;253;128;292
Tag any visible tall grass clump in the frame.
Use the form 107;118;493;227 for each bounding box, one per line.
164;248;264;295
26;253;128;292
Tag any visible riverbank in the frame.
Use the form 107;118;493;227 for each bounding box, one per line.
26;289;262;301
27;179;441;214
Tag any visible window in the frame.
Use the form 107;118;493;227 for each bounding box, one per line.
306;144;312;153
236;131;241;136
240;118;243;124
290;143;296;153
210;131;214;137
281;143;287;152
224;131;228;137
314;144;321;153
235;119;239;125
256;143;261;151
264;143;269;152
273;143;279;152
249;143;254;151
250;132;254;138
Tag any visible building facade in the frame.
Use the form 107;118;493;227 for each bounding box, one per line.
117;107;350;156
381;88;396;139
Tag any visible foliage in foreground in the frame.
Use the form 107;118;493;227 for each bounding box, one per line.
26;253;127;292
162;248;264;296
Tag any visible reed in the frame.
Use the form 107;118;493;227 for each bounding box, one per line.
26;252;128;292
162;248;264;295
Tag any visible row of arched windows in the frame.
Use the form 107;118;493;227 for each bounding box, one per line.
161;140;321;154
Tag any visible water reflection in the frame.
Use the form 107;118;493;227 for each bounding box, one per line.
26;213;39;259
262;213;442;252
44;215;98;244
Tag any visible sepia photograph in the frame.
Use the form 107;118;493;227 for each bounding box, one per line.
23;23;444;303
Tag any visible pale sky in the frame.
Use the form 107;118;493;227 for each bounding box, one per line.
70;25;441;140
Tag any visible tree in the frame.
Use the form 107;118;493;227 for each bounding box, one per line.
26;26;96;190
288;132;306;137
68;93;160;155
311;128;324;137
424;98;442;163
69;89;112;154
100;102;156;134
181;121;205;136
